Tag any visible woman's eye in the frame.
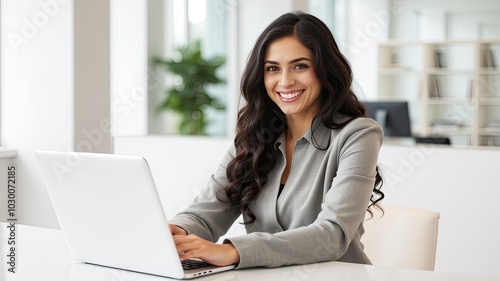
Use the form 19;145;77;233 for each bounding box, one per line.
294;63;309;70
266;66;279;72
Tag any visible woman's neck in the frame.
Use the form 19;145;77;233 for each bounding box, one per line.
285;115;313;143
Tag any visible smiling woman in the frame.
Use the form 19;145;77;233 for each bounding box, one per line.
167;11;385;269
263;36;322;134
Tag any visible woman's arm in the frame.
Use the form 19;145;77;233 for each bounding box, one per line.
168;145;241;242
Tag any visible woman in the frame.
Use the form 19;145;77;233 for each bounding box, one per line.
168;11;384;269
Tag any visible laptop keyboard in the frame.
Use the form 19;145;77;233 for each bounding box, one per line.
182;259;212;270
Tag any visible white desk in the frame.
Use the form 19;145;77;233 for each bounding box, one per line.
1;223;499;281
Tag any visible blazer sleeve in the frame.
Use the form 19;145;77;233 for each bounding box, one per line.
167;145;241;242
225;118;383;268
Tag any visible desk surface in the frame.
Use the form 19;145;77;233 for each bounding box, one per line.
1;223;499;281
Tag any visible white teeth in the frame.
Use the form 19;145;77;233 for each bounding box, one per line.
279;90;303;99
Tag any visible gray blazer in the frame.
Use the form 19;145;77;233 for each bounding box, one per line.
169;117;383;269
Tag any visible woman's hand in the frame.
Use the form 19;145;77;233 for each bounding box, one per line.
173;234;240;267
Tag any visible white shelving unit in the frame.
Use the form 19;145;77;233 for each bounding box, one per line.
377;40;500;147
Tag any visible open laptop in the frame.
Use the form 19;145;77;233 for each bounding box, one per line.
35;150;236;279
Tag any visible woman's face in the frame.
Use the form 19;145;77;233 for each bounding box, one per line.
263;36;322;122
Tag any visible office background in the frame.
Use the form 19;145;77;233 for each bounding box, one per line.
1;0;500;278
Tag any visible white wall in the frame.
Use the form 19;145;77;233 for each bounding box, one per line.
390;0;500;41
345;0;392;100
0;0;112;228
110;0;148;137
113;136;232;220
1;0;73;228
237;0;304;74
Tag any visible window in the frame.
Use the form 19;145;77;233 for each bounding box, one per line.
159;0;228;136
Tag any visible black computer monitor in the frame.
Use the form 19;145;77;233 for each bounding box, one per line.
362;101;412;137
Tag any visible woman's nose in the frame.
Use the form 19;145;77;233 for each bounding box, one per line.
279;71;295;87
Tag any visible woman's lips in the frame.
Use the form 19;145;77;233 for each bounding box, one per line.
277;90;304;102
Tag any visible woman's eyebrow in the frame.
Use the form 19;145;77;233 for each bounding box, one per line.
264;57;312;65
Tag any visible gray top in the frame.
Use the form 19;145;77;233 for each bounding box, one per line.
169;116;383;269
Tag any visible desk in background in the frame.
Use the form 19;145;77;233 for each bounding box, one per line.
1;223;499;281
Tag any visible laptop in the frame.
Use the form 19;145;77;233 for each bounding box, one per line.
35;150;236;279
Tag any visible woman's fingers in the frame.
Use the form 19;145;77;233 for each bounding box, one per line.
172;235;240;266
174;235;204;255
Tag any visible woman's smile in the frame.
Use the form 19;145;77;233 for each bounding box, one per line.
277;90;304;101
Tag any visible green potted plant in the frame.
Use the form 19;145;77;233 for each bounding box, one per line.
153;40;226;135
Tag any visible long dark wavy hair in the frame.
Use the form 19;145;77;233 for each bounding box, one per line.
223;12;384;225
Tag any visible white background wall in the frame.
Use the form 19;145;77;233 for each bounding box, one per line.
346;0;389;100
390;0;500;41
1;0;112;228
1;0;74;228
109;0;148;137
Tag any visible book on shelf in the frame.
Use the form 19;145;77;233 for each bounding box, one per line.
484;47;497;69
487;136;496;146
434;50;445;68
467;79;474;101
430;76;440;98
490;48;497;68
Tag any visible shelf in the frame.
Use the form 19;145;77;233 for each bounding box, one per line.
478;98;500;105
379;68;421;74
378;40;500;148
379;41;423;46
426;68;475;75
478;128;500;136
377;95;422;102
428;98;473;104
379;42;424;73
478;135;500;146
428;127;473;135
479;68;500;75
0;147;17;159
